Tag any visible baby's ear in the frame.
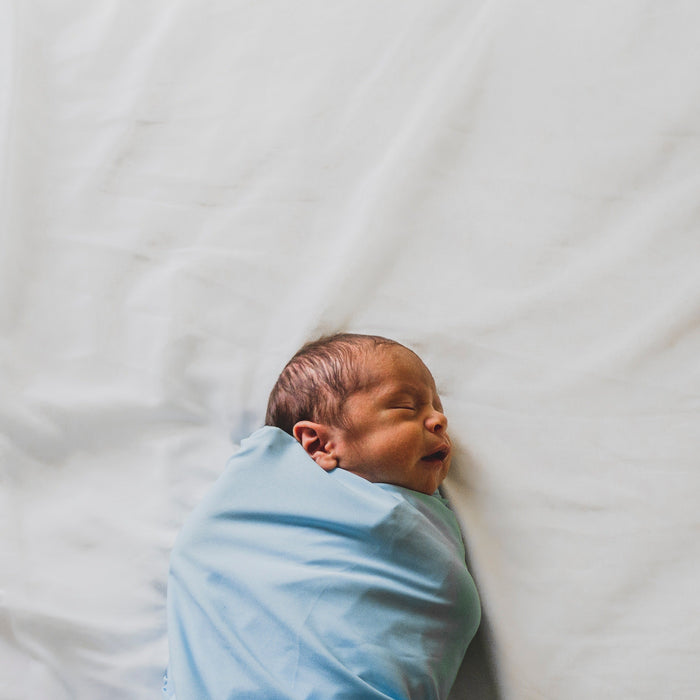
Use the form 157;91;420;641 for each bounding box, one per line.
292;421;338;471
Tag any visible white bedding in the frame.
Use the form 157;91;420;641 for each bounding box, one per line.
2;1;699;698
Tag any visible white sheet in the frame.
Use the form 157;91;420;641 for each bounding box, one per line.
2;1;699;698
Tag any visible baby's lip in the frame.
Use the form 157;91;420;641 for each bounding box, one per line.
421;444;451;462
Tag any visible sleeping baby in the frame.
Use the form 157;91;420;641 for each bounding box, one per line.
164;333;481;699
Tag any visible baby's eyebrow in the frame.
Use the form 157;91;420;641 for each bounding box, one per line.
385;383;420;396
384;383;433;403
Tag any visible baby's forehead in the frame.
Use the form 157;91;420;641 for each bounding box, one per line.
354;344;437;391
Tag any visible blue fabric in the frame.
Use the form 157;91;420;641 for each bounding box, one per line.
165;426;481;699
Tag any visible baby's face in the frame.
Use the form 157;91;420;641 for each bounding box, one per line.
330;345;451;495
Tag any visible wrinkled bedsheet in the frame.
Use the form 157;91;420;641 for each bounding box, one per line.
2;1;700;699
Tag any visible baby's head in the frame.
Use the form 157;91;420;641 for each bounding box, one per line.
266;333;451;494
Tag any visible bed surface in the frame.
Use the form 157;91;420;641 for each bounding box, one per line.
2;1;699;698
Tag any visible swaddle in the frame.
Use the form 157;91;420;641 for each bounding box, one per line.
164;426;480;699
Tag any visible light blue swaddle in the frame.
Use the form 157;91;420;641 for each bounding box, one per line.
164;426;480;699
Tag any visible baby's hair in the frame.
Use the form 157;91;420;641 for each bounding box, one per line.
265;333;406;435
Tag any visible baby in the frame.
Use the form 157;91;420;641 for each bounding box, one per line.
266;332;452;495
164;333;480;700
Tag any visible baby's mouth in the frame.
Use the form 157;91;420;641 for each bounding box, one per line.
421;446;450;463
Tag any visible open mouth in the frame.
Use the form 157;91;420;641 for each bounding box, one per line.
421;446;450;463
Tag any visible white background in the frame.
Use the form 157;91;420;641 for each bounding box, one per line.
2;1;699;698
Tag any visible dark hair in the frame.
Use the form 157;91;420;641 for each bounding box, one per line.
265;333;405;435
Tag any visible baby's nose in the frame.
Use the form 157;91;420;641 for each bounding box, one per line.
426;410;448;433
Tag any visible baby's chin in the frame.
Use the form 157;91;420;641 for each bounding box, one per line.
407;474;449;496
